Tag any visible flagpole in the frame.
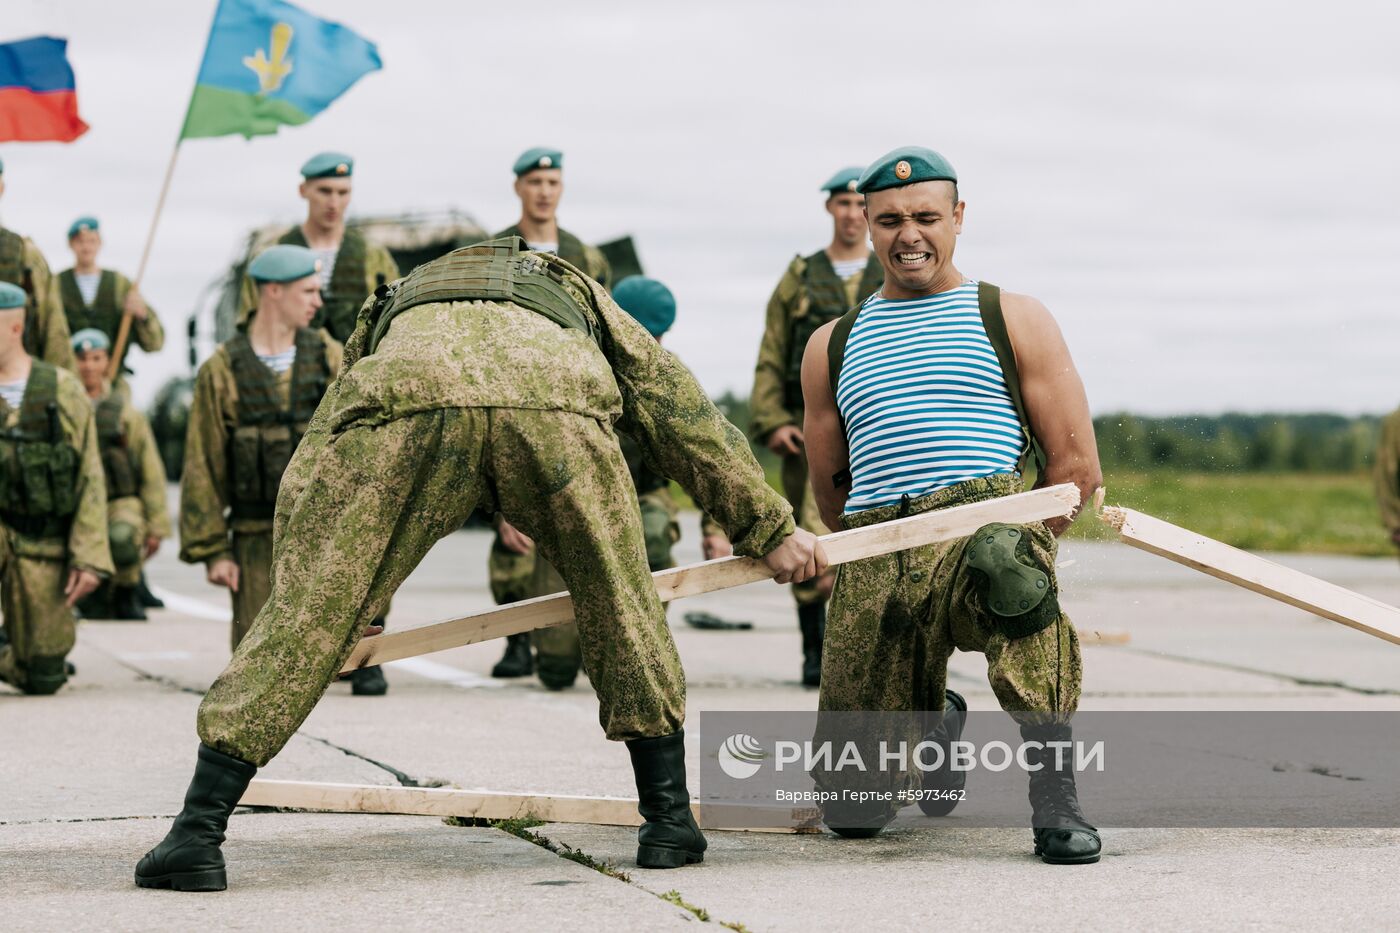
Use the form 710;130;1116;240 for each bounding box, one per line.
107;0;222;381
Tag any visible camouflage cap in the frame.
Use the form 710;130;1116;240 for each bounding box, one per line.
249;244;320;283
71;327;110;353
821;166;864;195
67;215;99;239
513;147;563;176
0;282;24;310
856;146;957;194
612;275;676;338
301;151;354;179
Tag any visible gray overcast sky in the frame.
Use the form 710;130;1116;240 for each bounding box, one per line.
2;0;1397;414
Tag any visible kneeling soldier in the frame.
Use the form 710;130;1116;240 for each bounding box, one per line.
802;147;1104;863
136;237;821;891
71;329;170;620
0;283;111;694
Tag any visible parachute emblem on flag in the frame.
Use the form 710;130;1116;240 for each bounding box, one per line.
242;22;294;95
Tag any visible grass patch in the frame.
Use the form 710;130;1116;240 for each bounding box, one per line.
660;890;709;921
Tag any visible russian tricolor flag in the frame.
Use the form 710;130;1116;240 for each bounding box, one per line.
0;36;89;143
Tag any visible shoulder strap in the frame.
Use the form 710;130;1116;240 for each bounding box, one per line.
18;361;60;440
226;333;284;424
825;303;863;403
555;228;587;269
288;329;331;421
278;226;309;247
977;282;1045;476
58;269;84;314
96;393;125;440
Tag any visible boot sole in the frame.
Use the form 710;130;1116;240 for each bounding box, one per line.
1035;841;1101;865
134;868;228;891
636;845;704;869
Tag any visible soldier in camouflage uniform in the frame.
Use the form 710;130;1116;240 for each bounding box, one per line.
750;166;883;686
528;275;732;690
0;158;76;371
0;282;110;695
801;147;1104;864
489;146;613;678
235;153;400;343
70;329;170;620
59;217;164;383
136;237;823;891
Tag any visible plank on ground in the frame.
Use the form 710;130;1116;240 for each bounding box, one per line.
239;779;822;834
1102;506;1400;646
341;483;1082;672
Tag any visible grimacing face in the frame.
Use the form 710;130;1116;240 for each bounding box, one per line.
514;168;563;224
299;177;352;227
263;275;323;329
69;229;102;266
864;180;964;298
74;348;110;393
826;192;868;249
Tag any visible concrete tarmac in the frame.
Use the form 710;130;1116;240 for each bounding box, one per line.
3;508;1397;931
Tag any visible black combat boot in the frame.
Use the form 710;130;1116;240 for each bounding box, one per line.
626;730;707;868
350;665;388;695
76;584;115;620
135;744;257;891
1022;722;1101;865
919;689;968;817
113;586;148;621
797;603;826;687
137;573;165;609
490;632;533;678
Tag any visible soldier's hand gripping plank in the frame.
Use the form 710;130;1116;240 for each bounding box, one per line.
134;237;824;892
800;147;1105;864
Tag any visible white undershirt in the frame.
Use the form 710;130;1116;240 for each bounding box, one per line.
256;347;296;375
75;272;101;306
831;257;867;281
0;379;26;409
310;247;337;284
526;240;558;254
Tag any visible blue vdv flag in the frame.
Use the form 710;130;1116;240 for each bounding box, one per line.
182;0;381;140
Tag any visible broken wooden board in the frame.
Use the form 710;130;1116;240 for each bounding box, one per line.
340;482;1082;672
239;779;822;834
1102;506;1400;646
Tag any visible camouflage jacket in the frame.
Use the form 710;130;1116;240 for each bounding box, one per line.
0;230;76;371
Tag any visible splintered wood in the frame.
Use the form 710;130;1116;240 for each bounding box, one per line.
1102;506;1400;646
239;780;822;834
340;482;1082;672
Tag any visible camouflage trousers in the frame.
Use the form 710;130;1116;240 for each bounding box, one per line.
197;407;686;766
107;497;147;588
531;486;682;685
229;531;273;651
780;451;830;608
0;526;76;695
814;473;1082;821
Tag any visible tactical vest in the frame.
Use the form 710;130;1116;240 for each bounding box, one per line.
60;269;128;359
278;226;375;343
364;237;599;356
784;251;883;410
225;329;331;519
0;228;41;358
0;362;82;537
826;281;1046;476
94;393;141;500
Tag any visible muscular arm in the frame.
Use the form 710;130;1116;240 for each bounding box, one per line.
800;319;851;532
178;358;233;564
1002;292;1102;535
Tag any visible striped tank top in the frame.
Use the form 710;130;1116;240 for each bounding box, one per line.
837;280;1025;514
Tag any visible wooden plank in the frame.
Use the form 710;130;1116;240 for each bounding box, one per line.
340;483;1081;672
239;779;822;834
1102;506;1400;646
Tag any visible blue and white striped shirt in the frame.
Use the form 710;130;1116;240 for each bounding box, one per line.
837;281;1025;513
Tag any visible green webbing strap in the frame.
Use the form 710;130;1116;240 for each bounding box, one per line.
17;361;60;441
977;281;1046;476
825;304;861;404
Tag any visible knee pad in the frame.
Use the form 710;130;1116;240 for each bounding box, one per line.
109;521;142;568
965;523;1059;639
536;656;580;690
22;655;68;695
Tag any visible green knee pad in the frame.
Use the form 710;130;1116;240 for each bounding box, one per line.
22;655;68;695
109;521;142;568
965;523;1059;639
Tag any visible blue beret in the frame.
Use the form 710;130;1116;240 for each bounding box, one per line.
248;244;321;284
821;166;864;195
71;328;110;353
0;282;25;310
68;216;99;239
612;276;676;338
301;151;353;179
856;146;958;194
513;147;563;176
